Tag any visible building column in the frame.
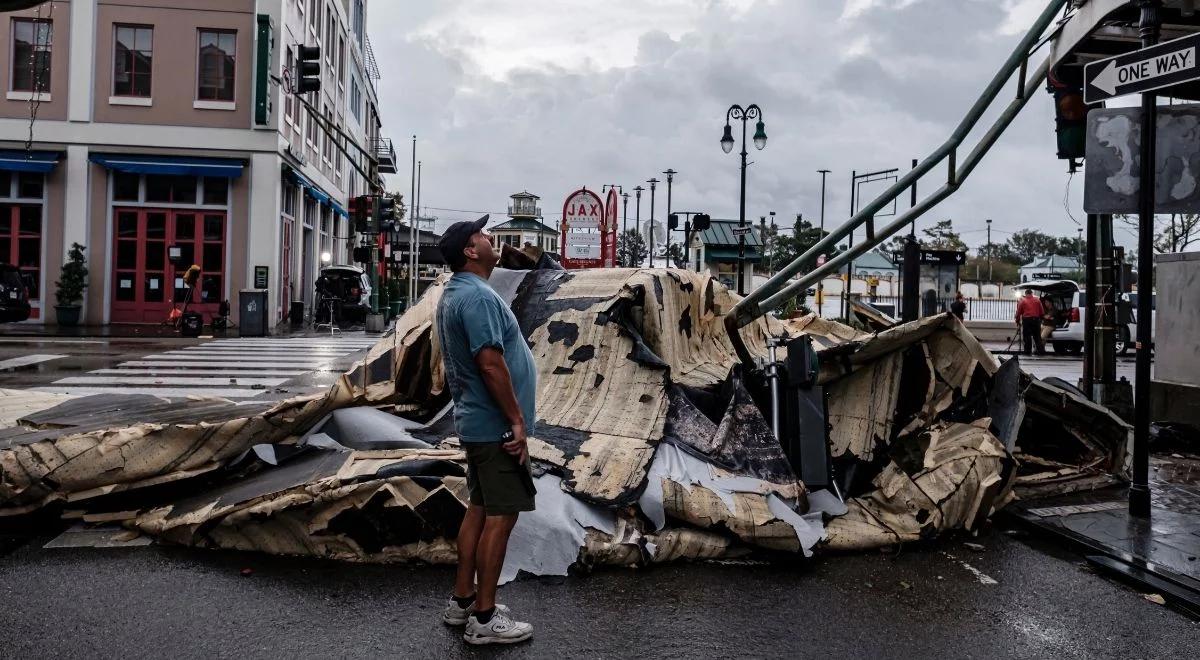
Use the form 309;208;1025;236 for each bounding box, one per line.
62;144;90;323
247;153;281;325
68;0;96;123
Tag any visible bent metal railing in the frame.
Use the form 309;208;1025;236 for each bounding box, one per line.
724;0;1070;364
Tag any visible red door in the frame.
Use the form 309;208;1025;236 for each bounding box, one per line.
0;203;41;319
111;208;225;323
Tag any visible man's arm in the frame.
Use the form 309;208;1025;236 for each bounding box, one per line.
475;347;528;464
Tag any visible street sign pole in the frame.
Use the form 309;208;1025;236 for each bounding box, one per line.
1130;0;1161;519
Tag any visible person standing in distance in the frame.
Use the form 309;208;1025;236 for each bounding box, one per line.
950;291;967;322
1015;288;1046;356
435;216;537;646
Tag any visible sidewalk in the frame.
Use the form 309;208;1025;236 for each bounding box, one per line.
1006;452;1200;617
0;322;381;340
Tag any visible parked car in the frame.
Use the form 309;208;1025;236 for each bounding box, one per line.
315;265;372;324
0;263;32;323
1023;280;1153;356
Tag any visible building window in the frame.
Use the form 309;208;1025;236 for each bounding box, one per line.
349;78;361;121
284;47;295;122
353;0;364;48
309;0;320;32
114;25;152;97
323;106;334;163
145;175;198;204
197;29;236;101
336;36;345;90
325;6;334;55
202;177;228;205
11;18;52;93
113;172;140;201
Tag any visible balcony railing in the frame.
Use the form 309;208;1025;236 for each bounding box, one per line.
372;137;397;174
508;205;541;217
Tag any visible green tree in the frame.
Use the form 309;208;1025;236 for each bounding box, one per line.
771;217;838;271
666;242;688;269
1117;213;1200;254
921;219;968;251
964;255;1018;283
617;229;648;267
1006;229;1060;264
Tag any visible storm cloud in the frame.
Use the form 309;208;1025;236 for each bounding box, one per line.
371;0;1099;250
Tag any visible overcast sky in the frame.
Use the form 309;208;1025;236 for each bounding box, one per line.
370;0;1131;251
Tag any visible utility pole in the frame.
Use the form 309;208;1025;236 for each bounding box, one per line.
844;170;856;320
768;210;776;276
647;178;659;268
817;170;830;316
986;218;993;282
412;160;421;305
408;135;416;304
1131;0;1161;519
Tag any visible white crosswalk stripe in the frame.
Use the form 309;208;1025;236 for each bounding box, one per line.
33;335;379;400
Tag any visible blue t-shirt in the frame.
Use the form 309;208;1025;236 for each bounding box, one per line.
436;272;538;443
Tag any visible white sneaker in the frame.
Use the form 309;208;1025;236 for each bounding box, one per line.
462;609;533;645
442;597;509;626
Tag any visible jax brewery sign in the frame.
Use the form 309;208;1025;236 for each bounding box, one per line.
560;187;615;269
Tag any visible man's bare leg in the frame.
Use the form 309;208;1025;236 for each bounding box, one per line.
474;513;519;611
453;504;486;599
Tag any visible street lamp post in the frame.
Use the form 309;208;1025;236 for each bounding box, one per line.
633;185;644;267
817;170;830;317
817;170;830;232
663;169;677;264
721;104;766;296
408;135;416;304
647;177;659;268
621;192;630;265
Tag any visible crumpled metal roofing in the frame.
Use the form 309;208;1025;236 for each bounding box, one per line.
0;265;1133;580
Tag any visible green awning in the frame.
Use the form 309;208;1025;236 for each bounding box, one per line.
705;248;762;263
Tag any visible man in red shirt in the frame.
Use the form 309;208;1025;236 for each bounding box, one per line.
1015;288;1046;355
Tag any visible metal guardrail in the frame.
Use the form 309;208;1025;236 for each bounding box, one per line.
724;0;1069;363
507;205;542;217
860;295;1017;322
371;137;396;173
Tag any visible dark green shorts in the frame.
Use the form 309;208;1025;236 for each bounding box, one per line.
464;441;537;515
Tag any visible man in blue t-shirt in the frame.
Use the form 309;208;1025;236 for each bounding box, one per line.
435;215;537;646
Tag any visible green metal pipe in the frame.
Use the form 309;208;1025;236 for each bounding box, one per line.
727;0;1067;332
759;55;1052;312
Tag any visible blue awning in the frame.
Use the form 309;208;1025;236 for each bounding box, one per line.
0;150;60;173
285;167;343;209
89;153;244;178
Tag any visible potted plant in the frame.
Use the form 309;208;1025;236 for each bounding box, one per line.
55;242;88;326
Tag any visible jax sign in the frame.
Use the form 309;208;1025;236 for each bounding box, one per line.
560;187;616;269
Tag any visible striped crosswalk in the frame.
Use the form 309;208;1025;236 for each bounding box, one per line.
31;335;378;400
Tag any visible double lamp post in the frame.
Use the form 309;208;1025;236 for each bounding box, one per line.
720;103;767;296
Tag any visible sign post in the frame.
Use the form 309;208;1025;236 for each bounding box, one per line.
560;188;607;269
604;188;618;267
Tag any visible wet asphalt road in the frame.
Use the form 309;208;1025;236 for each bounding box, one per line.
1;522;1196;659
0;334;376;401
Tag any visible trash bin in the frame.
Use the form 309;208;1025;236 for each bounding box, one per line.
289;300;304;327
240;289;269;337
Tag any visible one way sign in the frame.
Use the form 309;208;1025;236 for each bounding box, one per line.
1085;33;1200;104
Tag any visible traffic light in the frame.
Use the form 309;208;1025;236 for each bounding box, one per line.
1048;73;1093;161
692;213;711;231
668;213;679;230
350;195;372;233
297;45;321;94
375;195;397;232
